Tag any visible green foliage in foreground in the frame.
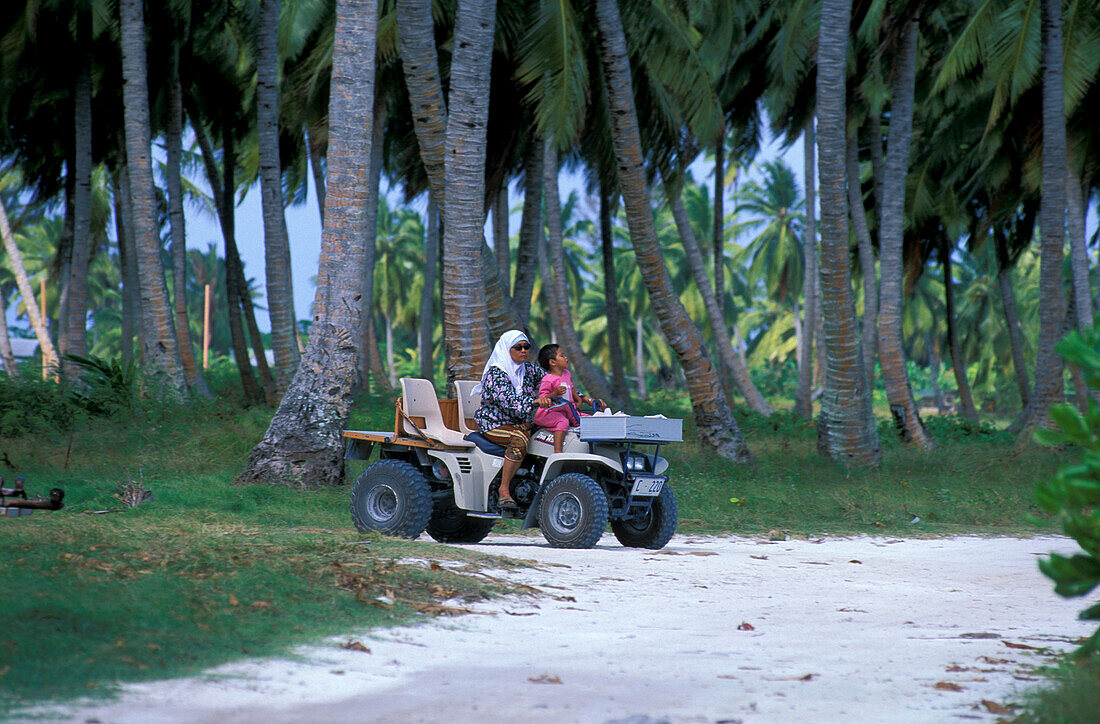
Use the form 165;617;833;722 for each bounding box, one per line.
1014;657;1100;724
0;375;1075;715
1034;331;1100;658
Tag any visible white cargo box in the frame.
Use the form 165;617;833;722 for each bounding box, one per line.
578;415;683;443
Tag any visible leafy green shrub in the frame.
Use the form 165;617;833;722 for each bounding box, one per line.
919;414;1012;442
1034;330;1100;658
64;353;137;415
0;374;76;437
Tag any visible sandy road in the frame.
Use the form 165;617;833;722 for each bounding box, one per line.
28;534;1097;723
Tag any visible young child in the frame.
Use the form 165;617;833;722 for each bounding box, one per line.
534;343;587;453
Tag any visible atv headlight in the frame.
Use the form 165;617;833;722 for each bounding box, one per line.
624;453;649;472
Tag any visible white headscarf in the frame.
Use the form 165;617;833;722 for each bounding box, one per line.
480;330;530;393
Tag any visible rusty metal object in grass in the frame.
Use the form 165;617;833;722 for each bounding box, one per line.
1;475;65;517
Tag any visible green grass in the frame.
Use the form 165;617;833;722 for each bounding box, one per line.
0;382;1081;715
1013;657;1100;723
0;391;523;715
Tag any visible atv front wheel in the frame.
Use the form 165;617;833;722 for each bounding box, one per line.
350;460;432;539
426;504;496;543
538;473;608;549
611;484;677;549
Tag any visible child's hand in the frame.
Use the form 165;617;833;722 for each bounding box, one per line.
554;385;567;396
535;396;552;408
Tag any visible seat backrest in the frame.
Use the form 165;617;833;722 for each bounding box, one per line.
454;379;482;434
400;378;447;437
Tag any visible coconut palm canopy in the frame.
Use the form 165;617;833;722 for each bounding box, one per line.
1;0;1098;477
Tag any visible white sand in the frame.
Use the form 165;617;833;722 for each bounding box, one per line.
25;534;1097;723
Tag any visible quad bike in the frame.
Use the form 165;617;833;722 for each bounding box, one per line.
343;378;682;549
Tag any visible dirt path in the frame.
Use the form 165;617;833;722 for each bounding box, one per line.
32;534;1096;723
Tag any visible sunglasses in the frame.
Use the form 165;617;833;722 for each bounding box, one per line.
512;343;531;351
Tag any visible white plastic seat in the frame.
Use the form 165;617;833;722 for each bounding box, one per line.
454;379;482;435
400;378;474;448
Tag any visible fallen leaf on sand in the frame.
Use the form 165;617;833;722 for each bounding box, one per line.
528;674;562;685
933;682;964;692
981;700;1013;714
340;640;371;653
430;563;444;571
504;611;537;616
737;622;755;631
1003;641;1038;650
981;657;1012;665
687;551;718;557
945;665;970;672
849;559;862;564
750;555;768;560
960;632;1000;639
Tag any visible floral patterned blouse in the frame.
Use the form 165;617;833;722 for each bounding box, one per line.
476;364;546;432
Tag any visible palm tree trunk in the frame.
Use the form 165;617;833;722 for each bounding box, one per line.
112;166;137;363
595;0;750;462
544;141;615;404
1066;164;1090;332
1022;0;1068;434
847;132;878;394
62;10;93;379
600;177;628;402
441;0;496;381
927;333;946;414
222;121;278;403
241;0;380;487
0;291;17;375
306;123;326;223
874;17;931;447
635;316;646;399
493;186;510;289
995;231;1030;409
512;136;543;326
359;105;391;392
419;199;439;380
0;199;60;379
480;238;521;338
795;121;817;418
187;110;263;404
385;311;397;387
166;50;211;397
119;0;188;397
665;179;772;415
713;129;726;326
941;237;980;421
396;0;448;209
814;0;880;466
258;0;300;394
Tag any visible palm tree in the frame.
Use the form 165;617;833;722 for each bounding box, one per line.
439;0;497;380
795;120;818;418
668;173;773;415
165;43;213;397
257;0;300;394
875;15;932;448
598;176;629;401
1027;0;1068;431
118;0;188;397
241;0;380;487
594;0;750;462
419;198;439;380
815;0;879;466
542;140;615;404
0;196;59;379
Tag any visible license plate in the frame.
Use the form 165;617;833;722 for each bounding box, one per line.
630;475;665;497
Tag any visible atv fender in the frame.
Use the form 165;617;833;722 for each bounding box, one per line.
426;449;503;512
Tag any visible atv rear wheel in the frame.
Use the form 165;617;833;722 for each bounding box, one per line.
538;473;608;549
350;460;432;539
426;504;496;543
611;484;677;549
